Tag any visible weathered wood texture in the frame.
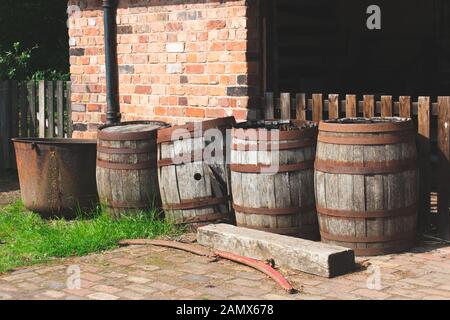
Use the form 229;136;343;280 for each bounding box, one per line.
157;117;236;226
315;119;418;256
198;224;355;278
0;80;72;171
97;122;168;218
263;92;450;239
230;121;319;240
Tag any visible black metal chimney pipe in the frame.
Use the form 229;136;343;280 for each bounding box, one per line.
103;0;121;124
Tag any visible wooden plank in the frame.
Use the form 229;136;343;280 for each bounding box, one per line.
66;82;73;138
198;224;355;278
296;93;306;121
312;94;323;123
10;81;19;139
363;95;375;118
28;81;36;137
280;93;290;120
19;82;28;137
437;96;450;240
46;81;54;138
264;92;274;120
38;80;46;138
417;96;431;233
399;96;411;118
56;81;64;138
381;96;393;117
328;94;339;120
345;95;357;118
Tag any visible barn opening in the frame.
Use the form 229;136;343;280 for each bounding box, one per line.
262;0;450;99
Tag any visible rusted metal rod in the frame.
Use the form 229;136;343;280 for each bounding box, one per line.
119;239;297;294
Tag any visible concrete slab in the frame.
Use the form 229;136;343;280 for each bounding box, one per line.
197;224;355;278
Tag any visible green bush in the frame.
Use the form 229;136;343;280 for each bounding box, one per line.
0;42;34;80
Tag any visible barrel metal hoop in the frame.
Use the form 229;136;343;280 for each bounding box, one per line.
157;117;236;143
230;160;314;174
231;140;316;151
97;159;155;170
158;150;215;167
237;224;307;236
97;146;153;155
107;201;149;209
318;133;414;145
98;121;169;141
177;212;231;225
316;204;417;219
232;127;318;141
98;131;157;141
319;121;414;133
320;231;415;243
314;159;417;175
164;196;230;211
233;203;315;216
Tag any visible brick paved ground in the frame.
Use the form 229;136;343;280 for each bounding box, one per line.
0;239;449;300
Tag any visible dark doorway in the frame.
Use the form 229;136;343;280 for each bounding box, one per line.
263;0;450;98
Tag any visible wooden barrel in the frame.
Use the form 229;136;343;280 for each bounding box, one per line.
157;117;236;225
230;120;319;239
97;121;169;217
315;118;418;256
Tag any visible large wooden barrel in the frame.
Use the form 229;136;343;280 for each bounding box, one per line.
315;118;418;256
157;117;236;225
97;121;169;217
230;120;319;239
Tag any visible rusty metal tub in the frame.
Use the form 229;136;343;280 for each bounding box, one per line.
12;138;98;218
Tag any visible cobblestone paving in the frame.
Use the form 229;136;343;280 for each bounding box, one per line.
0;240;449;300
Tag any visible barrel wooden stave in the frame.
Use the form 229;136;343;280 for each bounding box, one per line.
315;120;418;256
231;123;319;240
96;122;166;218
158;118;234;226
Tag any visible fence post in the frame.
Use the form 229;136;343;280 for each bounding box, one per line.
19;82;28;137
437;96;450;240
345;95;357;118
28;81;36;137
312;94;323;123
46;81;54;138
328;94;339;119
264;92;274;120
38;81;46;138
381;96;393;117
66;82;73;138
296;93;306;121
56;81;64;138
417;97;431;234
363;95;375;118
280;93;290;120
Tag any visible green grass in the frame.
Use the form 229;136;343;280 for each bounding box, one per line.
0;201;180;273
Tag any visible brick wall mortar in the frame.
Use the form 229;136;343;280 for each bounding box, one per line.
68;0;261;139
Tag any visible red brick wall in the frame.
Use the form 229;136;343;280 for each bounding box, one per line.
67;0;261;138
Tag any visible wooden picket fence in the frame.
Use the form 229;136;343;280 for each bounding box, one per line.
0;80;73;171
263;92;450;239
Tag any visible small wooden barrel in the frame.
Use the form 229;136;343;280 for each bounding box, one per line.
315;118;418;256
157;117;236;225
97;121;169;217
230;120;319;239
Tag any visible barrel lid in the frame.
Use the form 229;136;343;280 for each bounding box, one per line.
157;116;236;143
98;121;169;141
232;120;318;141
319;117;414;133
